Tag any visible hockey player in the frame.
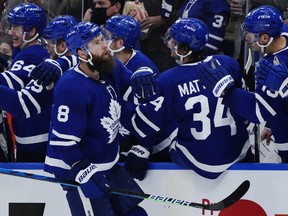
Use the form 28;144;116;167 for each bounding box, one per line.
0;3;49;162
180;0;230;55
122;18;251;179
0;14;78;162
43;21;147;216
104;15;160;75
32;15;79;86
104;15;177;180
197;5;288;161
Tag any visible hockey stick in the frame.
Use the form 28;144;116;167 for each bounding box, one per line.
0;167;250;211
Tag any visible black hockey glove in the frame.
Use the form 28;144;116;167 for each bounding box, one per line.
30;59;62;86
124;145;151;181
70;159;111;198
197;59;235;97
131;67;159;102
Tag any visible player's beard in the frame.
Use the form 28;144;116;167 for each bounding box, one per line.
88;52;116;76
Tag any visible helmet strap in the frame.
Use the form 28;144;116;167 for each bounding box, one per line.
175;47;192;65
22;32;39;48
256;37;274;49
107;40;125;56
53;44;68;57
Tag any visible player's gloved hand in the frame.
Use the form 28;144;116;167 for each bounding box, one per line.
30;59;62;86
256;59;288;95
124;145;151;181
197;59;235;97
70;159;111;198
131;67;159;101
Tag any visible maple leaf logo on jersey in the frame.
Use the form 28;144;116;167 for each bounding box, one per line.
100;100;122;144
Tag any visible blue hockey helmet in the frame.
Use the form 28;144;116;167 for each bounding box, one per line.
167;18;208;53
7;3;46;34
43;15;78;42
65;21;102;55
243;5;283;38
105;15;140;49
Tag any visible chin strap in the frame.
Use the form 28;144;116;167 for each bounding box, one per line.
21;32;39;49
107;40;125;56
79;50;94;66
175;48;192;65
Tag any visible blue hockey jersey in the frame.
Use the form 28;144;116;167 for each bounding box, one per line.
222;37;288;158
180;0;230;55
0;44;49;161
44;65;122;178
125;50;160;75
122;55;250;179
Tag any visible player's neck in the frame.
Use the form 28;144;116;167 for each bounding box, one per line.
79;63;100;81
266;36;286;54
115;50;132;65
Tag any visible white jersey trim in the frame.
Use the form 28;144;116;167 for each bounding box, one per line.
15;133;48;144
171;139;251;173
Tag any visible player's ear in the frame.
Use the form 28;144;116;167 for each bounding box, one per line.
178;43;190;55
77;49;87;59
28;27;37;37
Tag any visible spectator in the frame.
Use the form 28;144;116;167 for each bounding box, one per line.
0;32;13;71
83;0;125;26
138;0;184;72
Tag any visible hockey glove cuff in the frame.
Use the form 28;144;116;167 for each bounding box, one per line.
124;145;151;181
71;159;111;198
30;59;63;86
197;59;235;97
131;67;159;102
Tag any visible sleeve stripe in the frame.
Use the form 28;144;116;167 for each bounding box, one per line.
208;34;224;42
131;114;146;138
45;156;71;170
255;93;277;116
205;43;218;51
52;129;81;142
15;133;48;144
17;91;30;118
2;72;14;88
5;71;25;88
122;86;131;101
49;140;77;146
21;88;41;114
135;106;160;131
